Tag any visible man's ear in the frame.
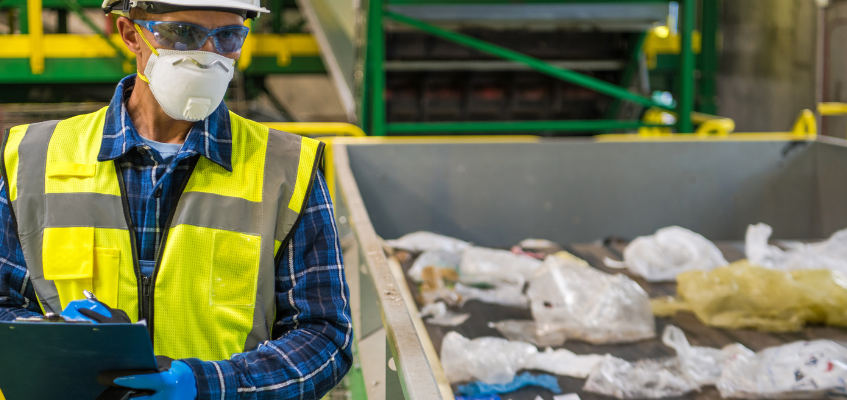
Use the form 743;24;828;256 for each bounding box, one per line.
116;16;144;58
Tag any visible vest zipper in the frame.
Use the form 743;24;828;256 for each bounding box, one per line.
141;275;151;322
146;158;199;348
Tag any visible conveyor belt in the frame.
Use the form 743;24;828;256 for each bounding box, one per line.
398;241;847;400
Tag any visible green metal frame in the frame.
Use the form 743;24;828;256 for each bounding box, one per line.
360;0;712;136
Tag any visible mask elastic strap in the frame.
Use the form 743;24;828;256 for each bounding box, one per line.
134;23;157;83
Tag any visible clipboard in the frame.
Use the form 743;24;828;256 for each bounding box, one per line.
0;321;157;400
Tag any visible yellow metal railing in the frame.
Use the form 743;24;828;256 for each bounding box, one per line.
644;27;702;69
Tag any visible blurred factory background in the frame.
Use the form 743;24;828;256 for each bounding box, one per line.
0;0;842;136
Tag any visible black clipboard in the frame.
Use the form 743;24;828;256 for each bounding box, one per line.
0;321;157;400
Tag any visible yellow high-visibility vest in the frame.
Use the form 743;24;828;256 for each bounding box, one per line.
3;108;324;361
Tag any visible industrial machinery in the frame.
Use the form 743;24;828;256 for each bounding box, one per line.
302;0;721;135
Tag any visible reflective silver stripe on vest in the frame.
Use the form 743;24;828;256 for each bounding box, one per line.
245;129;318;351
171;192;262;235
45;193;128;229
9;121;61;313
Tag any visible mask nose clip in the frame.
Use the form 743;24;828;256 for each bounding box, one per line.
172;57;230;73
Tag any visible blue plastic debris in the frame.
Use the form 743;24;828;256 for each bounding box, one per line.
457;372;562;397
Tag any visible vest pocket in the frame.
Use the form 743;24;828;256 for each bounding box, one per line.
46;163;96;178
93;247;120;309
210;231;260;307
43;227;94;310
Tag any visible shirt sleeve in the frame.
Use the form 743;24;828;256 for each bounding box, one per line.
183;170;354;400
0;177;43;321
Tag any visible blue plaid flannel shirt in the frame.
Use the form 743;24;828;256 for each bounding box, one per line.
0;75;353;400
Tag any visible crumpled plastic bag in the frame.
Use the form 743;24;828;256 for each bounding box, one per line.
662;325;729;386
384;231;470;253
652;260;847;331
407;250;462;283
528;255;655;344
717;340;847;399
511;238;563;260
487;320;566;347
455;283;529;308
459;247;542;287
746;223;847;274
440;331;603;384
583;325;739;399
419;302;470;326
605;226;727;282
583;355;697;399
457;372;561;397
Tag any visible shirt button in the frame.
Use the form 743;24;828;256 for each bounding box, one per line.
154;187;162;198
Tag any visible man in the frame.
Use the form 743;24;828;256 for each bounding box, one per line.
0;0;353;398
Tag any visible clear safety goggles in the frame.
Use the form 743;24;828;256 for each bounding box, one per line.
133;19;250;54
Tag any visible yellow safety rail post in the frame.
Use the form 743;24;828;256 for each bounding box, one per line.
27;0;44;74
644;26;702;69
259;122;366;203
792;109;817;137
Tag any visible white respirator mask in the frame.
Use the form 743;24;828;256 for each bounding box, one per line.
136;26;235;122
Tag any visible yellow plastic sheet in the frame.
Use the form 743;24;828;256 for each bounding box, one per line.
652;260;847;332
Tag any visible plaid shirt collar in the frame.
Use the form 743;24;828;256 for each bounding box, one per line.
98;74;233;172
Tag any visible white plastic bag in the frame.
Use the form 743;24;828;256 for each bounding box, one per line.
419;302;470;326
717;340;847;399
440;331;537;384
488;319;566;347
662;325;728;386
407;250;462;283
605;226;727;282
459;246;542;287
529;347;604;379
746;223;847;274
384;231;470;253
455;283;529;308
528;255;655;344
440;331;604;384
583;355;698;399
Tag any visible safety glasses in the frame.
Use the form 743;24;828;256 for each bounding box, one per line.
133;19;250;54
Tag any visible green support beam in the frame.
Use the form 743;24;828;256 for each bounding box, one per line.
385;10;671;112
367;0;386;135
677;0;696;133
386;120;666;134
699;0;719;115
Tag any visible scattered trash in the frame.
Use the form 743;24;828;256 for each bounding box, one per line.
604;226;727;282
583;355;698;399
417;265;462;306
457;372;561;397
419;302;470;326
407;250;462;283
441;331;603;384
583;325;739;399
459;246;542;287
456;283;529;308
441;331;538;384
717;340;847;399
652;260;847;331
512;238;563;260
487;320;566;347
384;231;470;253
746;223;847;274
528;255;655;344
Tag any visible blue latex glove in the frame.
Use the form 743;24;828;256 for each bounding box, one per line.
60;298;131;323
457;372;561;397
112;360;197;400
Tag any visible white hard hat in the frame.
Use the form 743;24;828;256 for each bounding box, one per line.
103;0;268;19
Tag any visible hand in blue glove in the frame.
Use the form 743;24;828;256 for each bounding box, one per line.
105;357;197;400
60;298;131;323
